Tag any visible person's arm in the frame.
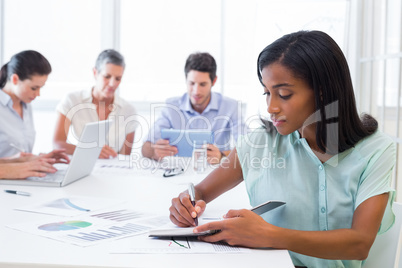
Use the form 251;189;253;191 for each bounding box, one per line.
142;140;178;161
53;112;76;155
206;144;230;164
119;132;135;155
0;158;23;163
141;141;155;159
54;112;118;159
40;149;70;164
169;148;244;227
195;192;388;260
0;158;57;179
207;100;246;164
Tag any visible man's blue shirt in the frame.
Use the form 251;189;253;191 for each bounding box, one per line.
146;92;246;151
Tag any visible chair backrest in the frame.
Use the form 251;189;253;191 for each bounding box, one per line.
364;202;402;268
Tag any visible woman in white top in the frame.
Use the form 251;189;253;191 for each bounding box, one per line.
53;49;138;158
0;50;69;170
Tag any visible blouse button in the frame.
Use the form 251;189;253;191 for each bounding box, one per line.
319;165;323;170
321;207;326;213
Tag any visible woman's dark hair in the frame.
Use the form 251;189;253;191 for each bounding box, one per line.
184;52;217;82
0;50;51;89
257;30;377;154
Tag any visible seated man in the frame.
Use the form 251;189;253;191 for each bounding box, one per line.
142;52;246;164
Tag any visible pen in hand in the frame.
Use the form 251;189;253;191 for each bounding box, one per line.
188;183;198;226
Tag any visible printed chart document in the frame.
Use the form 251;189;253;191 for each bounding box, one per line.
93;158;136;176
110;233;251;254
7;209;169;247
15;196;125;217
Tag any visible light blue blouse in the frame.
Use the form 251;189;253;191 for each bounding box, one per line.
146;92;246;151
0;90;35;157
237;127;396;268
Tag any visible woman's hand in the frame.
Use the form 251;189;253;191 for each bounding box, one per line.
17;152;37;161
169;191;206;227
195;209;275;248
206;144;222;164
1;157;57;179
40;149;70;164
99;145;118;159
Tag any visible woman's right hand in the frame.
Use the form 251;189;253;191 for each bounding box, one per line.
169;191;206;227
99;145;118;159
2;157;57;179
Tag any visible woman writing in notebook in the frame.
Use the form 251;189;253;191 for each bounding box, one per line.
0;50;69;170
53;49;138;159
169;31;395;267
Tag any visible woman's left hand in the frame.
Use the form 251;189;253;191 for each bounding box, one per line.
40;149;70;164
194;209;276;248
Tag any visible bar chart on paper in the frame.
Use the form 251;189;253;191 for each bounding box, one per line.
64;222;150;245
7;209;169;247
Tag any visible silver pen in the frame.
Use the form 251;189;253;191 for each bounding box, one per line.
188;183;198;226
4;190;31;196
9;143;24;153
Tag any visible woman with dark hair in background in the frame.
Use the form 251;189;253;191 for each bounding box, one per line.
0;50;69;179
169;31;395;267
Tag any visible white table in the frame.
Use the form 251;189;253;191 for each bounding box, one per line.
0;160;294;268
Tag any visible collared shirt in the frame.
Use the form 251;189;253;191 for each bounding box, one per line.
56;89;138;152
146;92;246;151
237;127;396;268
0;90;36;157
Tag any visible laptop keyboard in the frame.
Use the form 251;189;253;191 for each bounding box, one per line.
27;169;67;182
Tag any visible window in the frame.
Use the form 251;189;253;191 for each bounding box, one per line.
2;0;102;102
120;0;222;102
120;0;348;121
0;0;352;156
356;0;402;200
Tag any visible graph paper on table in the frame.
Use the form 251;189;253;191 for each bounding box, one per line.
7;209;169;247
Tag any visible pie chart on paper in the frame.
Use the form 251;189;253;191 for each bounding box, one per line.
38;221;92;231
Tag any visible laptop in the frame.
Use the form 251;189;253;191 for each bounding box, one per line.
0;120;110;187
160;129;214;157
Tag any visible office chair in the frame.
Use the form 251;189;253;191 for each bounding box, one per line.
364;202;402;268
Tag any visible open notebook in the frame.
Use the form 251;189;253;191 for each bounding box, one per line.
149;200;285;237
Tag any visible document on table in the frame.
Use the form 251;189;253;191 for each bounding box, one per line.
110;233;251;254
148;216;222;237
148;201;286;238
15;196;125;216
7;209;169;247
110;215;250;254
93;158;136;175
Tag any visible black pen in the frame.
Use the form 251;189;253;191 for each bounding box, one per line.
4;190;31;196
188;183;198;226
